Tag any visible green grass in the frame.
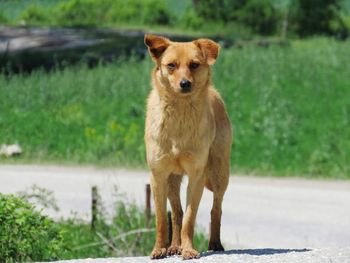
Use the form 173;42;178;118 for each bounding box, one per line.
1;38;349;178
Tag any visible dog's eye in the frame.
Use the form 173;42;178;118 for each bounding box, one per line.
190;62;199;70
167;63;176;70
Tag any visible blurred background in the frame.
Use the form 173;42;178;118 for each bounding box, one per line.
0;0;349;177
0;0;350;262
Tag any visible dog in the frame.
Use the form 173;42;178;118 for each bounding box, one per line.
144;34;232;260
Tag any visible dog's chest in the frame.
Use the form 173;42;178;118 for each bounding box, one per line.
145;97;215;173
156;109;213;162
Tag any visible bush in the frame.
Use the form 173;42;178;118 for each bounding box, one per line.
0;194;64;262
290;0;346;36
142;0;172;25
106;0;172;25
193;0;279;35
0;11;8;24
193;0;245;23
54;0;110;27
235;0;278;35
20;5;51;25
54;0;172;27
180;8;204;29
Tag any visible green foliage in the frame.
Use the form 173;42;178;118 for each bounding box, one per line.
0;194;64;262
54;0;109;27
1;38;350;178
1;0;350;37
235;0;278;35
48;0;172;27
193;0;279;35
193;0;245;23
290;0;347;36
0;0;61;24
180;8;204;29
20;5;51;25
0;10;8;24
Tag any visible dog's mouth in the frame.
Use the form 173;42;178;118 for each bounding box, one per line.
180;87;192;93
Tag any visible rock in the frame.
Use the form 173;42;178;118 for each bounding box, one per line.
0;144;22;157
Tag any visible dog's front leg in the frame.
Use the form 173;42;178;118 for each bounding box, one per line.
181;173;205;259
150;170;169;259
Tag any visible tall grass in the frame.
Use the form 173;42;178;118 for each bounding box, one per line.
1;38;349;178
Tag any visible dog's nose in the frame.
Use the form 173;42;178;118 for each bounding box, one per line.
180;79;192;92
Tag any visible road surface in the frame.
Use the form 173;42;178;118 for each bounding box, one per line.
0;164;350;249
42;248;350;263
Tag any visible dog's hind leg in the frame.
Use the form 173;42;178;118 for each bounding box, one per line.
208;192;225;251
167;174;183;256
205;152;230;251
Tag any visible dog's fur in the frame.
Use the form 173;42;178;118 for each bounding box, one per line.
144;34;232;260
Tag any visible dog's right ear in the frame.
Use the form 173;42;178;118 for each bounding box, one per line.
144;34;170;61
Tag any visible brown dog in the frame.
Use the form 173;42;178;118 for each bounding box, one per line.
144;34;232;260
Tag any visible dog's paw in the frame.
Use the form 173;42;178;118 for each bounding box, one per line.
150;247;167;259
167;245;182;256
208;241;225;252
182;248;200;260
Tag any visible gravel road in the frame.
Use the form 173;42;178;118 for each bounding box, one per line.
1;164;350;250
47;248;350;263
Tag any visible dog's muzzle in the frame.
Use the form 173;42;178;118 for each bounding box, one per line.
180;79;192;93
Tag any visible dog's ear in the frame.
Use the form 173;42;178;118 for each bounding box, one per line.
194;39;220;65
144;34;170;61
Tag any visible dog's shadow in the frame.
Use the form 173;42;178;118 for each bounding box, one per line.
201;248;311;257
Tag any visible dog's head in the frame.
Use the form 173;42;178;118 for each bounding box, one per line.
144;34;220;96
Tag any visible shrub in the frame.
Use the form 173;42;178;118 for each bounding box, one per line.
106;0;172;25
54;0;172;27
192;0;279;35
0;11;8;24
181;8;204;29
20;5;51;25
193;0;245;23
0;194;64;262
142;0;172;25
235;0;278;35
54;0;110;27
290;0;346;36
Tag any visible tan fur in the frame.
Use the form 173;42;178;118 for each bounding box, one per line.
144;34;232;260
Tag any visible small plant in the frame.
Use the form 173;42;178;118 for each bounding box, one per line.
17;184;60;212
0;194;64;262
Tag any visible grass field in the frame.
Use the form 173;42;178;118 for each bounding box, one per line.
1;38;349;178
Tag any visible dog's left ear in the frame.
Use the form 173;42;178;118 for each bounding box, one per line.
194;39;220;65
144;34;170;61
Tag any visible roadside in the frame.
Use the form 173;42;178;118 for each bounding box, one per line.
43;248;350;263
1;164;350;249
